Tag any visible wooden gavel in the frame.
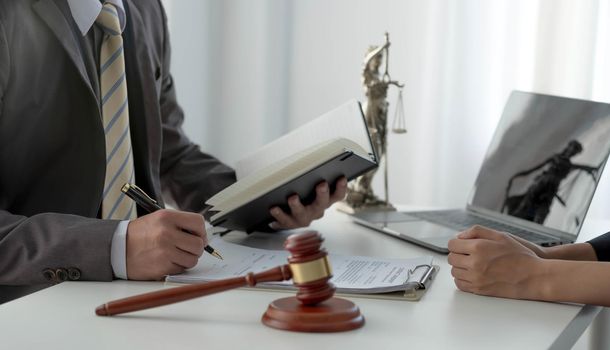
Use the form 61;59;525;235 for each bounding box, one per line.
95;231;364;332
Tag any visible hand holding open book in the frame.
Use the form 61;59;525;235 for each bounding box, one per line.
268;176;348;230
206;101;377;233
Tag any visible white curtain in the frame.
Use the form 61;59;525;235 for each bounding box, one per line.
162;0;610;222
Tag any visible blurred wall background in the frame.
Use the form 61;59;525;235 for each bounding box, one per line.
159;0;610;223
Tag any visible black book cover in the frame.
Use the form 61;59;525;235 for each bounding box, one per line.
209;150;377;233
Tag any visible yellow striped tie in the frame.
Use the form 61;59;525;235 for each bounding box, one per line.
96;3;136;220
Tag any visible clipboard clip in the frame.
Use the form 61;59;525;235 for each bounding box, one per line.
403;264;436;298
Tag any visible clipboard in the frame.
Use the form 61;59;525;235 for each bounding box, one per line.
167;237;438;301
167;264;438;302
238;264;439;302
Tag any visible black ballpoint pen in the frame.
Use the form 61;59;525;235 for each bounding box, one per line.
121;183;223;260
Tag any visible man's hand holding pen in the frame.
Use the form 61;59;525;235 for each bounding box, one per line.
120;177;347;281
120;183;222;280
126;210;207;280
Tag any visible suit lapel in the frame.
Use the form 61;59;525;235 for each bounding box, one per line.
32;0;96;99
122;0;163;205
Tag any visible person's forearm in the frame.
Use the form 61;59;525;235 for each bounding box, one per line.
510;235;596;261
528;259;610;306
544;242;597;261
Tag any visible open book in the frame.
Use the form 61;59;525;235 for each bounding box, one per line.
167;237;436;299
206;100;377;233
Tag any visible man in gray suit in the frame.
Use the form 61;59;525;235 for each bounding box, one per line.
0;0;347;303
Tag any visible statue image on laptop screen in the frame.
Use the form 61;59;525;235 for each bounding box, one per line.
502;139;603;227
470;92;610;235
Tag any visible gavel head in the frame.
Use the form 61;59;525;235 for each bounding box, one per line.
284;231;336;306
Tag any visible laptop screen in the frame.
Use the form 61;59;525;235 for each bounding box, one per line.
468;91;610;236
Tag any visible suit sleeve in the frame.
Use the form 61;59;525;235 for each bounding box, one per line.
156;1;236;214
588;232;610;262
0;211;118;285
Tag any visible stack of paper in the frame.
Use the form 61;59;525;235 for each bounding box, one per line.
167;237;434;295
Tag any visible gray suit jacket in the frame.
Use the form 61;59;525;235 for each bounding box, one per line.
0;0;236;302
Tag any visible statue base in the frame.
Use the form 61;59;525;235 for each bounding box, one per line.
335;200;396;214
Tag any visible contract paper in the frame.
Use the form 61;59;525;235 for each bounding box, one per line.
166;237;434;294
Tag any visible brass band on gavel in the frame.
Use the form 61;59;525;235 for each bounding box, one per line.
289;256;333;284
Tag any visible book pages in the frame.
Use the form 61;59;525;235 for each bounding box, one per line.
206;138;369;217
235;100;374;179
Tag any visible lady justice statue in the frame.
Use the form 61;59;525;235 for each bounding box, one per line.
341;32;406;213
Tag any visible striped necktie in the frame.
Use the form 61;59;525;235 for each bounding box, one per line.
96;3;136;220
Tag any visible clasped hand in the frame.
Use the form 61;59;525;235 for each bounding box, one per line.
447;225;547;300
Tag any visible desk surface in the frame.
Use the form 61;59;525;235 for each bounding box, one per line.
0;209;603;349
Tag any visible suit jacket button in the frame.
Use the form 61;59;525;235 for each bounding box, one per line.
55;268;68;282
42;268;56;282
68;267;81;281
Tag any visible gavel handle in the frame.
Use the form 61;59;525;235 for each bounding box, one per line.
95;265;292;316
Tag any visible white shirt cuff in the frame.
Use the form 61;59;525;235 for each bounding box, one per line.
110;220;130;279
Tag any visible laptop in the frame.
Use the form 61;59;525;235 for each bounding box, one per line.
352;91;610;253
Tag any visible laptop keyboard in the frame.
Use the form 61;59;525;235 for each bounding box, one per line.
408;210;555;244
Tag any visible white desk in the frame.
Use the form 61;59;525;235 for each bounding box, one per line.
0;210;604;349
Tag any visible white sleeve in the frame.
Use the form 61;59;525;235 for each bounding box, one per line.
110;220;130;279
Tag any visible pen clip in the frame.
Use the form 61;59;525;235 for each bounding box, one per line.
122;183;158;205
